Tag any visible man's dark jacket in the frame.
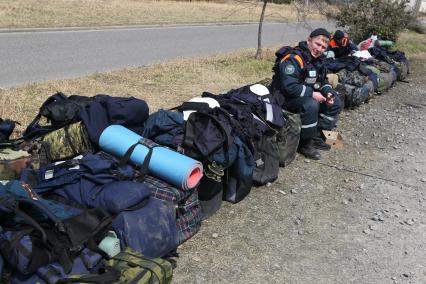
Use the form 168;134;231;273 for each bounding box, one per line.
273;41;334;103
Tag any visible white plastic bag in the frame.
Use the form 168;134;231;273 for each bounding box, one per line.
352;50;373;60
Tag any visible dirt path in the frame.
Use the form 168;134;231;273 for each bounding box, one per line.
172;60;426;284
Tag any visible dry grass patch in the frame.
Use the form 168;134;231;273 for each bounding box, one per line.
0;48;276;131
0;0;322;28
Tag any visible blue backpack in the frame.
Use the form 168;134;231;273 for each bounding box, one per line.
0;180;111;275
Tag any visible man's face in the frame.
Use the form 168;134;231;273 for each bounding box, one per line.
307;35;329;58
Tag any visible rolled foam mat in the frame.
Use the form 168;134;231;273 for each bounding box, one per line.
99;125;203;190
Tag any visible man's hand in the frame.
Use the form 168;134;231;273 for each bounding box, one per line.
312;91;326;103
325;92;335;106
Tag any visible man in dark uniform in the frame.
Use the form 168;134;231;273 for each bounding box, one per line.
272;28;342;160
329;29;358;58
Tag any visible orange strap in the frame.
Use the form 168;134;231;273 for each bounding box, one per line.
281;54;304;69
330;37;349;47
329;39;339;48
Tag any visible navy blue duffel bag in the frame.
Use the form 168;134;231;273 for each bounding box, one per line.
23;153;146;214
22;152;179;258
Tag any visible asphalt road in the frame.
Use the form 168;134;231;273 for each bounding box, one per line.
0;21;332;87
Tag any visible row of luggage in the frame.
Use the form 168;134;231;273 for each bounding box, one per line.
0;85;303;283
325;45;409;109
0;42;409;283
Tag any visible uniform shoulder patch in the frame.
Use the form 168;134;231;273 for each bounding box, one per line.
285;64;296;75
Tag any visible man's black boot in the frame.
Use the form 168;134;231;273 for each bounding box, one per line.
298;139;321;160
312;132;331;151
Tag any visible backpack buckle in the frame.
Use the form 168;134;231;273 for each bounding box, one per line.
207;162;224;177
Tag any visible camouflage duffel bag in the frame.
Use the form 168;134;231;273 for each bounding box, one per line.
336;69;369;87
336;82;371;109
57;247;173;284
378;71;397;92
33;121;94;166
335;82;355;106
372;60;393;73
394;60;409;81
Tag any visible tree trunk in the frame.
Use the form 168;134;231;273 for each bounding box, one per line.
255;0;268;59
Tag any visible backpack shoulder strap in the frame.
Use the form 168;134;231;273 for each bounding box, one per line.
281;53;305;69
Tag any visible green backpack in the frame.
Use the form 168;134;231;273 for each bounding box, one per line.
57;247;173;284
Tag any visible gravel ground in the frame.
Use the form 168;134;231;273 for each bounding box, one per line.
172;60;426;284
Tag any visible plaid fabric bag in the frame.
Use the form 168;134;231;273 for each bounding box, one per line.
141;175;202;244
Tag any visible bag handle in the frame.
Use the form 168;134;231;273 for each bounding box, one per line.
169;101;212;112
23;92;69;140
119;138;157;180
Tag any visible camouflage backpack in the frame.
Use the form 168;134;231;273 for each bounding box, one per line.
23;121;95;168
394;61;409;81
371;59;393;73
336;69;369;87
39;121;94;163
335;81;372;109
57;247;173;284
